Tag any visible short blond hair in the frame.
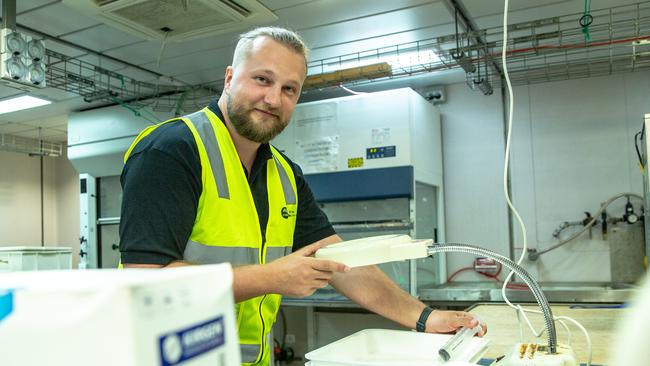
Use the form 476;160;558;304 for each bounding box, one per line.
232;26;309;70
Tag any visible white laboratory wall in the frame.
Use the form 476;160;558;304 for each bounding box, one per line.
55;150;81;268
0;150;80;267
438;70;650;282
511;72;648;282
436;82;510;280
0;151;53;246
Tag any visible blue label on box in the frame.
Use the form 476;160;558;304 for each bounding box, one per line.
159;316;225;366
0;290;14;324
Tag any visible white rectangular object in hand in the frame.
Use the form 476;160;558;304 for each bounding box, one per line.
305;328;489;366
0;264;241;366
315;235;431;267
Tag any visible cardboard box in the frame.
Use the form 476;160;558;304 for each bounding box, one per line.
0;264;240;366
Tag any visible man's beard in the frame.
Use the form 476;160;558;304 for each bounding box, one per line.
226;92;289;144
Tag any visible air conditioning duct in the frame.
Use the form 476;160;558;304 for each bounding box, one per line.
62;0;278;42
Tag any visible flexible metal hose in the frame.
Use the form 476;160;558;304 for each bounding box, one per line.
427;243;557;354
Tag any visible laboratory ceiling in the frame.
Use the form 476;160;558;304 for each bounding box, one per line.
0;0;647;143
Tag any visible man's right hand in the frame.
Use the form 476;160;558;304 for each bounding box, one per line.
265;242;350;297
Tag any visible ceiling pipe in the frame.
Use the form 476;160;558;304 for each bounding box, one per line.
2;0;16;31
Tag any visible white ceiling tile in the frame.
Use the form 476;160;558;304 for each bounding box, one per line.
0;87;23;100
114;66;185;87
60;24;143;53
40;133;68;143
40;127;67;136
75;54;129;72
103;41;161;66
45;42;87;59
48;124;67;132
18;3;100;37
19;115;69;129
298;2;451;50
462;0;571;17
13;0;55;14
31;88;82;103
141;47;232;79
172;67;226;85
274;0;438;31
308;23;456;62
0;121;13;130
259;0;317;11
16;128;58;138
11;128;44;140
0;122;38;134
106;33;240;67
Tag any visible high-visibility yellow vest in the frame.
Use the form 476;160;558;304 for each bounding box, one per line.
124;107;298;365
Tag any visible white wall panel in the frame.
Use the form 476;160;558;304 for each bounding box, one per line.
0;152;54;246
519;72;648;282
55;152;81;268
441;71;650;282
0;150;80;266
437;83;509;281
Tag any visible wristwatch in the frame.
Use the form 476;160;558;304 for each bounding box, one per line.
416;306;435;332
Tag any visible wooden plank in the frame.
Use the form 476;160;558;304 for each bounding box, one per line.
468;303;628;365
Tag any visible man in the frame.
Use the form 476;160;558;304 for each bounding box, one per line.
120;27;486;365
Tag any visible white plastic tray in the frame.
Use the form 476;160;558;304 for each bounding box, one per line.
0;246;72;272
305;329;489;366
315;235;431;267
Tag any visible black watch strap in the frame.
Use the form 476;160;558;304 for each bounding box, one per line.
416;306;434;332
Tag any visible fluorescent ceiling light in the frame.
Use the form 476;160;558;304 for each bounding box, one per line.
0;95;51;114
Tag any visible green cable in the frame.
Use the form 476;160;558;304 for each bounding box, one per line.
582;0;592;41
174;90;188;117
110;96;158;125
138;106;162;123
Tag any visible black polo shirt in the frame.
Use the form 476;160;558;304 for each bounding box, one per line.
119;101;335;265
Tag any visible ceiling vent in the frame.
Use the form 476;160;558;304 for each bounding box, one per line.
62;0;278;41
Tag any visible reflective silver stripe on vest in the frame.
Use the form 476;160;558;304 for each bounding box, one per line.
184;240;258;265
184;241;291;264
186;111;230;199
273;156;296;205
266;246;291;263
240;344;261;363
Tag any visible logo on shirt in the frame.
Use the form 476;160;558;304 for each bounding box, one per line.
281;206;296;219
